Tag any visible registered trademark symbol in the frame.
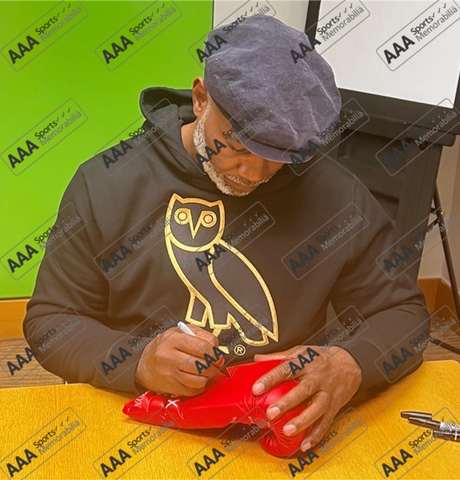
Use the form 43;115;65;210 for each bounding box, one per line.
234;345;246;356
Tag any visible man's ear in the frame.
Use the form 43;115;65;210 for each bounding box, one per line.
191;77;209;118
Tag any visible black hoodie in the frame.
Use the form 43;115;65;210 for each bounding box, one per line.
23;87;429;395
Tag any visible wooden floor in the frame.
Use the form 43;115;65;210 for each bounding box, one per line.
423;316;460;361
0;338;64;389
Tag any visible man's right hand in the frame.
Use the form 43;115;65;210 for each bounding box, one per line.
134;324;225;397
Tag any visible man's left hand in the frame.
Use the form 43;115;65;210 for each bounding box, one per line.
252;346;363;451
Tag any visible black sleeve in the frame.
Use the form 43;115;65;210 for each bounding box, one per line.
23;168;146;395
330;177;430;393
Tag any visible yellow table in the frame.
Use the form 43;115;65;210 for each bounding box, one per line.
0;361;459;480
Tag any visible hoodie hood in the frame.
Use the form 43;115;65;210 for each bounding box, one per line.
138;86;309;195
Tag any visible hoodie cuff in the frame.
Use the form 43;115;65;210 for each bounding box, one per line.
338;336;387;393
99;338;149;395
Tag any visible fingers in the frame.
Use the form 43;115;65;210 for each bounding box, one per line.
265;376;321;424
176;326;219;352
254;345;302;363
147;354;212;397
299;404;338;452
174;328;218;356
253;353;287;362
136;326;226;395
253;346;324;392
154;336;224;380
280;390;330;440
175;350;224;379
252;361;292;395
170;370;208;397
168;327;226;378
188;324;219;344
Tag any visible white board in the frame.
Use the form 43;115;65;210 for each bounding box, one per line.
213;0;460;107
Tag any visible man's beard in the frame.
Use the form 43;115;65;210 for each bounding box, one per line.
193;103;274;197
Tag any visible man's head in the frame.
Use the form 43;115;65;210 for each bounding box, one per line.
183;78;284;197
182;15;342;196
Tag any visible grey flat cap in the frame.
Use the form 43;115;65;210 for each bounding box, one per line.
203;15;342;163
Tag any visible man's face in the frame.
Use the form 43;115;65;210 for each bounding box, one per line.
192;97;284;197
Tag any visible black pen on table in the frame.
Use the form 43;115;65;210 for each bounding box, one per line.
401;411;460;431
433;430;460;442
401;411;460;443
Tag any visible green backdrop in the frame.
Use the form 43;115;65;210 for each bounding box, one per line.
0;0;211;298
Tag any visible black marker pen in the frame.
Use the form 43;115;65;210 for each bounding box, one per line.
407;417;460;432
432;429;460;442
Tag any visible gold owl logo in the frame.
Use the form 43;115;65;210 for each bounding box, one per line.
165;194;278;349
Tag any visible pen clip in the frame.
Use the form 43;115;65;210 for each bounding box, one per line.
400;411;433;420
407;417;437;429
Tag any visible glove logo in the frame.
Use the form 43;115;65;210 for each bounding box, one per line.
165;397;180;409
165;194;278;349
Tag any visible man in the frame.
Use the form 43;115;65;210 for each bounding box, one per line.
24;16;429;452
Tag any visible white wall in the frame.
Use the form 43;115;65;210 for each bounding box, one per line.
418;136;460;286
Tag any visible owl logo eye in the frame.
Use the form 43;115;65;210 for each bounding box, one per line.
175;208;191;225
202;212;217;228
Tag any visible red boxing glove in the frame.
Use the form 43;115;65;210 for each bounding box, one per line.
123;360;309;457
